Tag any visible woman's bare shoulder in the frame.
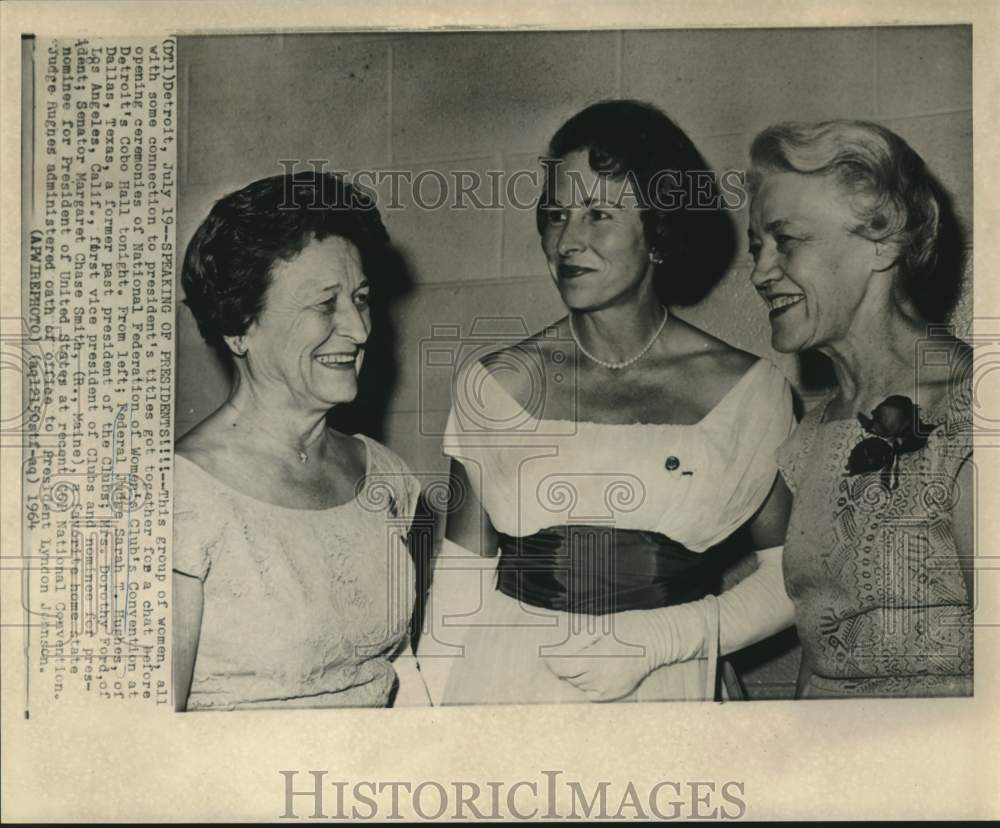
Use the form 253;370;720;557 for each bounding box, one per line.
667;316;758;380
651;317;766;421
476;317;570;410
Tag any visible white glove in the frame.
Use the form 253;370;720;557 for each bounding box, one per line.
415;538;499;706
718;544;795;656
544;546;795;701
637;544;795;664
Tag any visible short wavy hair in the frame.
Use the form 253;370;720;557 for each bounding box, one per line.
749;119;965;323
181;172;390;358
535;99;736;305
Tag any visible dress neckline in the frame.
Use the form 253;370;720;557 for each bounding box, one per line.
813;385;969;427
174;434;373;514
478;357;770;429
814;393;860;428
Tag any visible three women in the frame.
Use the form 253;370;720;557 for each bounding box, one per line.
173;103;972;709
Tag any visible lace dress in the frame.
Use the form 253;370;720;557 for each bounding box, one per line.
433;357;795;705
173;435;421;710
777;387;973;698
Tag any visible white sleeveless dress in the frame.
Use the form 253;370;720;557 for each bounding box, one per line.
431;358;795;705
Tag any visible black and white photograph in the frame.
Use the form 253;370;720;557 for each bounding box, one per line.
3;2;997;822
171;27;973;710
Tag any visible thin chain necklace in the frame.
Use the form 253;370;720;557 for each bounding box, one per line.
227;403;324;464
569;306;669;370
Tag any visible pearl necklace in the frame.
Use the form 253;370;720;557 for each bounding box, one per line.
569;307;669;370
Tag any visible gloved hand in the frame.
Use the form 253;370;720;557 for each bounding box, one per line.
543;545;794;701
543;599;711;701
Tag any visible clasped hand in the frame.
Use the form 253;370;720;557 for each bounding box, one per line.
542;609;661;702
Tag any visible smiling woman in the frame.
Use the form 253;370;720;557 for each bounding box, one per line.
746;120;973;698
172;173;427;711
240;235;371;416
748;172;887;354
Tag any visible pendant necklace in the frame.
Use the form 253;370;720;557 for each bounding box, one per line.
229;404;323;465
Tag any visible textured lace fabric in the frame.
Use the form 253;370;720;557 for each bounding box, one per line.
173;435;420;710
778;387;974;698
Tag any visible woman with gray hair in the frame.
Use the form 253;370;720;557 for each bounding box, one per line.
456;115;974;703
745;119;973;697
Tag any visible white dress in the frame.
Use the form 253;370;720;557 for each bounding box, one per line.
173;435;423;710
429;357;795;705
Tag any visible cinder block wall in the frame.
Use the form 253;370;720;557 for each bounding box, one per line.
176;28;972;699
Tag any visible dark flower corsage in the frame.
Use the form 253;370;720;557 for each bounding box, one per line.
846;395;937;489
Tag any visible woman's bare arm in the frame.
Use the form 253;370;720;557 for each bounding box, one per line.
444;458;499;557
748;474;793;550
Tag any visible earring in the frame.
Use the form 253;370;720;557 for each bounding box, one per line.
232;337;248;356
649;250;665;265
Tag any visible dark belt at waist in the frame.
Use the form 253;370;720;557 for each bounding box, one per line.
496;525;713;615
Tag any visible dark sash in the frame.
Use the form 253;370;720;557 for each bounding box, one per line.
496;526;713;615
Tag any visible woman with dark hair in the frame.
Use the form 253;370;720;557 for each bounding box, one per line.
173;172;425;710
420;100;799;705
747;120;973;698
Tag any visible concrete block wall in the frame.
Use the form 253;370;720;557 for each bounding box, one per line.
175;27;972;699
